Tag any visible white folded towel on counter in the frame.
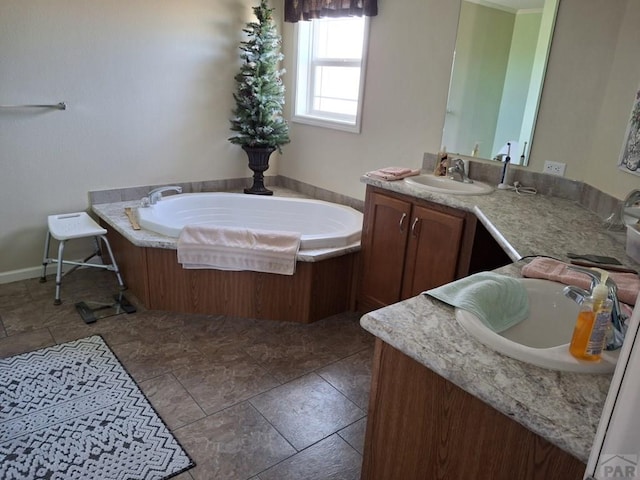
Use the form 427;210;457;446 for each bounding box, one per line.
177;224;301;275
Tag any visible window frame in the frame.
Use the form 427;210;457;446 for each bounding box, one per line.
292;16;370;134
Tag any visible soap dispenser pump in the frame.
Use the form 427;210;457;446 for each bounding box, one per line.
569;268;613;361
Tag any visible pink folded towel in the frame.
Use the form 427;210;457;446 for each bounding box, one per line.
177;224;301;275
366;167;421;181
521;257;640;305
378;167;412;175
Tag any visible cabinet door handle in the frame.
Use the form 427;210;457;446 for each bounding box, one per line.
411;217;419;236
399;213;407;232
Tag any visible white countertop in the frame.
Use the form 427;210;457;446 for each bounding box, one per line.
359;176;638;463
361;175;634;264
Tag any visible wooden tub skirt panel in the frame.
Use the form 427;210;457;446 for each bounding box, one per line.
105;227;355;323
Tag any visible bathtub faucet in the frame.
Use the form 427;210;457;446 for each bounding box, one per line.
146;185;183;205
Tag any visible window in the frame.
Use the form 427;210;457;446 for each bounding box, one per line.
293;16;369;133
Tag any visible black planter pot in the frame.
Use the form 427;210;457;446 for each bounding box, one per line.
243;145;276;195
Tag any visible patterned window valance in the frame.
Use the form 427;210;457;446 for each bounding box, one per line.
284;0;378;22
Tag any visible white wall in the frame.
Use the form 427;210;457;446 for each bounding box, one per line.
279;0;461;201
1;0;639;277
519;0;640;197
280;0;640;200
0;0;256;275
582;0;640;197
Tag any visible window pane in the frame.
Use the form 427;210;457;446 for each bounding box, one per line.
312;66;359;116
313;97;358;116
293;16;368;131
314;18;365;60
313;66;361;102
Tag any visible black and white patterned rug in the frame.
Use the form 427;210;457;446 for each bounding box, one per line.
0;335;194;480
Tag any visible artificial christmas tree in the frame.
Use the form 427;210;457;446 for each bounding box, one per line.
229;0;290;195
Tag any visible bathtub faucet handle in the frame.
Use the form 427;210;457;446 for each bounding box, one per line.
147;185;183;205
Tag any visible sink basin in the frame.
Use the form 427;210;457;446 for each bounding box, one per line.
404;174;494;195
455;278;619;373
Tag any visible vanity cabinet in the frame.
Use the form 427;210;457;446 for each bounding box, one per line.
361;339;586;480
357;186;476;312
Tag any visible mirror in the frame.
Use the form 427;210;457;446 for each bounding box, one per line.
442;0;560;165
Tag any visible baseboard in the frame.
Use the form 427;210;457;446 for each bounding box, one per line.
0;258;105;285
0;266;44;284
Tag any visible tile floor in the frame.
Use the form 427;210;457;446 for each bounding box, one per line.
0;269;374;479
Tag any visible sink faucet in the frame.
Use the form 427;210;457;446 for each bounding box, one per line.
603;188;640;231
447;158;473;183
146;185;183;205
563;265;627;350
562;285;590;306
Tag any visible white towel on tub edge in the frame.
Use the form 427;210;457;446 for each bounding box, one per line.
176;224;302;275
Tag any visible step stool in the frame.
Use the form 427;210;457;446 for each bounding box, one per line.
40;212;125;305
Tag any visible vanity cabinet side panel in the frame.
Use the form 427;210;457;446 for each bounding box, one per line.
357;189;412;312
401;204;465;299
361;339;586;480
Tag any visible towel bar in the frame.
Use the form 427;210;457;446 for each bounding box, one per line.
0;102;66;110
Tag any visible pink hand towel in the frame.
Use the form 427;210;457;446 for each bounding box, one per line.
366;167;420;181
521;257;640;305
378;166;412;176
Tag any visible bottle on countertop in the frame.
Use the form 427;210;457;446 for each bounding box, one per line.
569;269;613;361
471;143;479;157
434;147;449;176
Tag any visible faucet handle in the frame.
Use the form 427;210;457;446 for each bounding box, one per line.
566;265;599;291
448;158;473;183
567;264;621;291
451;158;464;169
563;285;590;305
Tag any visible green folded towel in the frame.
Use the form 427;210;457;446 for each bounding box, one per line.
424;272;529;333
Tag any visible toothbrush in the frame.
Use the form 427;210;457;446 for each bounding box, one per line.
498;143;511;187
520;141;528;164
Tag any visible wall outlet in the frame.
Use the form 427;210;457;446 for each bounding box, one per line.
543;160;566;176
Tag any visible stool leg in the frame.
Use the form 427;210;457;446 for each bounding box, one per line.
98;235;126;290
54;240;65;305
91;236;102;260
40;231;52;283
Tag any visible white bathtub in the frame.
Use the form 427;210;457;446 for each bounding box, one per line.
136;193;363;250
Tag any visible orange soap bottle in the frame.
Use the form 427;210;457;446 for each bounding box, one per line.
569;270;613;361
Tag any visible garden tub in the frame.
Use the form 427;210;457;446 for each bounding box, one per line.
136;192;363;250
95;192;363;323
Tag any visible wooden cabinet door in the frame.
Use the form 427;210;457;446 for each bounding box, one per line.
361;340;586;480
358;191;412;311
401;204;464;299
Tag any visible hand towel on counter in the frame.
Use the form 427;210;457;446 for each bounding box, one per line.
424;272;529;333
521;257;640;305
365;166;421;181
177;224;301;275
